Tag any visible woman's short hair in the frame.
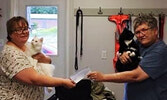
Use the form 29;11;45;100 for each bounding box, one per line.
6;16;29;41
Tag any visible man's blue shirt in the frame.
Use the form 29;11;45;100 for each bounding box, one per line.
126;40;167;100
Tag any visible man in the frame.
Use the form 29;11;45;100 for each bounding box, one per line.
87;14;167;100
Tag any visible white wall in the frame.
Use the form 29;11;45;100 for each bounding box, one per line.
0;0;10;51
68;0;167;100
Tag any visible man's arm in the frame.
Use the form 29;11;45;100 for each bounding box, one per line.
103;66;149;83
88;66;149;83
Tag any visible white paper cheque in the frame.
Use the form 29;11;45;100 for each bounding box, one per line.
70;67;91;83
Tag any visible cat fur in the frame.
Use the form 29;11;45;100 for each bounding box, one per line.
25;36;55;92
115;28;141;72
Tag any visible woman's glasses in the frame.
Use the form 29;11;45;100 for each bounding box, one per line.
12;27;31;35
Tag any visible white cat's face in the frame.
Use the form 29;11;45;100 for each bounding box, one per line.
31;36;43;47
25;36;43;55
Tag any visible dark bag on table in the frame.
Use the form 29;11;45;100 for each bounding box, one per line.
48;79;92;100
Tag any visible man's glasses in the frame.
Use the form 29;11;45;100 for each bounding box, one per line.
12;27;31;35
134;28;152;36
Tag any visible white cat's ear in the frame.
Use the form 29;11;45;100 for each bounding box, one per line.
40;37;43;43
33;35;37;39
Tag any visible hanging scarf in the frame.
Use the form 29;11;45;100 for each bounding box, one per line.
159;14;165;40
75;8;83;70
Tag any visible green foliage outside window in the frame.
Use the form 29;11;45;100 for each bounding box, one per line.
30;6;58;14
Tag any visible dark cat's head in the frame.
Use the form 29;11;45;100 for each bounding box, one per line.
119;28;135;47
119;28;134;42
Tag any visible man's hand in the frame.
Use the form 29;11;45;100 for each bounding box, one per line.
119;52;132;64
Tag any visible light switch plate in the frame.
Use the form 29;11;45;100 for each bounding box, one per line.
101;50;107;60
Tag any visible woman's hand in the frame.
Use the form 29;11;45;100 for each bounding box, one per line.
32;53;51;64
62;79;76;88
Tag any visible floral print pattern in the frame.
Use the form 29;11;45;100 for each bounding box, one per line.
0;45;44;100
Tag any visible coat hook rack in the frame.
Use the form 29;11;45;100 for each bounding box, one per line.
74;8;167;17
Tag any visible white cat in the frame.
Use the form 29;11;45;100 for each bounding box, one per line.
25;36;43;56
25;36;55;92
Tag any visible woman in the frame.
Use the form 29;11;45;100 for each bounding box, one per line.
0;16;75;100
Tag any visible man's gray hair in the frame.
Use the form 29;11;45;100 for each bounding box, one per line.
133;14;158;31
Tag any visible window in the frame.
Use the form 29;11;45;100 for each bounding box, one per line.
26;6;58;55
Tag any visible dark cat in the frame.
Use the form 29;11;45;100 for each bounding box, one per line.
115;28;141;72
